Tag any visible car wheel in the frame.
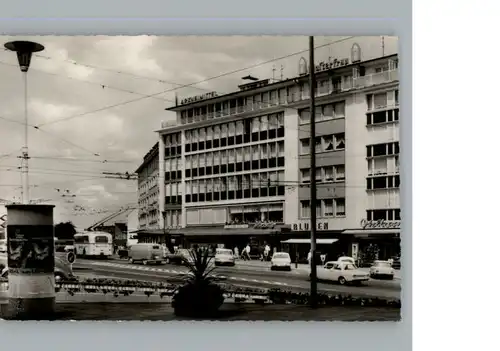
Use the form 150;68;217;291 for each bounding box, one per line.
338;276;347;285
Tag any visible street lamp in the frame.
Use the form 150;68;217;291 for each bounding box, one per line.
4;40;45;205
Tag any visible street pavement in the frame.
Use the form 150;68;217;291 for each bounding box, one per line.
72;258;401;299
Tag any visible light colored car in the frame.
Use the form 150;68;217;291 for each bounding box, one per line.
369;260;395;280
315;261;370;285
271;252;292;271
128;243;164;265
214;248;235;266
0;252;75;282
337;256;356;265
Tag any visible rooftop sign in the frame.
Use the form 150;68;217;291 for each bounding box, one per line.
180;91;218;105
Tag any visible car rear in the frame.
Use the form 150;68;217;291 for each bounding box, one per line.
214;249;235;266
271;253;292;271
148;245;163;264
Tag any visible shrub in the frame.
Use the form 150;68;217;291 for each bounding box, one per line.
171;248;225;317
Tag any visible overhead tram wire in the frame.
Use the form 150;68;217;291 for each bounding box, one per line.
0;37;357;142
34;36;355;128
0;60;175;104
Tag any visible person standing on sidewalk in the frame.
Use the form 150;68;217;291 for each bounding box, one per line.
264;244;270;262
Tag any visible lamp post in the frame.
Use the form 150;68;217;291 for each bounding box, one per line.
4;41;45;205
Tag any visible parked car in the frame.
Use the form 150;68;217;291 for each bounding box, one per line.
0;252;76;282
270;252;292;271
214;248;235;266
128;243;164;265
166;248;194;265
369;260;395;280
337;256;356;265
390;256;401;270
314;261;370;285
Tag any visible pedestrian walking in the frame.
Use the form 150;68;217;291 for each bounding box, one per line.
307;250;312;265
242;244;251;261
234;246;239;260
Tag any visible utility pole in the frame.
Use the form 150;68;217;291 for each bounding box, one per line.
308;36;318;308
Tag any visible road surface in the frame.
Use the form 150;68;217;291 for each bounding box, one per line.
72;258;401;299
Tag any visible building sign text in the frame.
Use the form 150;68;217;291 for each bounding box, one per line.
292;222;329;231
181;92;218;105
360;219;401;230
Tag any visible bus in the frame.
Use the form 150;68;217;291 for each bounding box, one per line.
74;231;113;258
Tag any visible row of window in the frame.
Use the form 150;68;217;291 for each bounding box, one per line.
185;158;285;178
300;133;345;155
366;90;398;111
366;142;400;158
185;141;285;167
300;198;346;218
179;79;344;126
367;208;401;221
185;171;286;203
366;175;400;190
368;156;399;176
298;101;346;124
366;108;399;126
163;210;182;228
184;114;285;153
178;61;398;127
163;132;182;147
300;165;345;183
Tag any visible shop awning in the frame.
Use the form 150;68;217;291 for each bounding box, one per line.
342;229;400;235
184;227;280;236
280;238;339;244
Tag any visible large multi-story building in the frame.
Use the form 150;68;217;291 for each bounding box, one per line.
137;44;400;263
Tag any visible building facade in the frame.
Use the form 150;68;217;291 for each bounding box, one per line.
136;143;160;230
143;49;400;263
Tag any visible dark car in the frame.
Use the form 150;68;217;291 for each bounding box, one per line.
0;252;76;282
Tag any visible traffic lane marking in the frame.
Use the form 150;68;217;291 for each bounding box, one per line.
85;264;289;287
86;261;400;290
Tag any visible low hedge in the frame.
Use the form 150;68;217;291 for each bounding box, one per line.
0;277;400;308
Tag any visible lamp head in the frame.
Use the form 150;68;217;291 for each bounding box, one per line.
4;41;45;73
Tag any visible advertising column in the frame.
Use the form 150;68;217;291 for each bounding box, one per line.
5;204;55;319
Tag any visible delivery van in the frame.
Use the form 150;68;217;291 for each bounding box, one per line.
128;243;164;265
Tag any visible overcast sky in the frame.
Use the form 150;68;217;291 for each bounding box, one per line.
0;35;398;229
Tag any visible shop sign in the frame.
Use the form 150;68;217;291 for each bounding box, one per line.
253;222;276;229
298;57;350;76
224;222;277;230
292;222;329;231
360;219;401;230
315;58;349;73
180;91;218;105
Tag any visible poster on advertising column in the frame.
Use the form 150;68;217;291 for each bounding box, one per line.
7;225;55;274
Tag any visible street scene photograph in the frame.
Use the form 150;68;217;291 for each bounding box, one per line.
0;35;402;321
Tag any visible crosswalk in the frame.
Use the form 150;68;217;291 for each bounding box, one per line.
88;261;289;286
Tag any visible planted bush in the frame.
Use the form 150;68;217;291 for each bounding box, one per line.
171;248;225;318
